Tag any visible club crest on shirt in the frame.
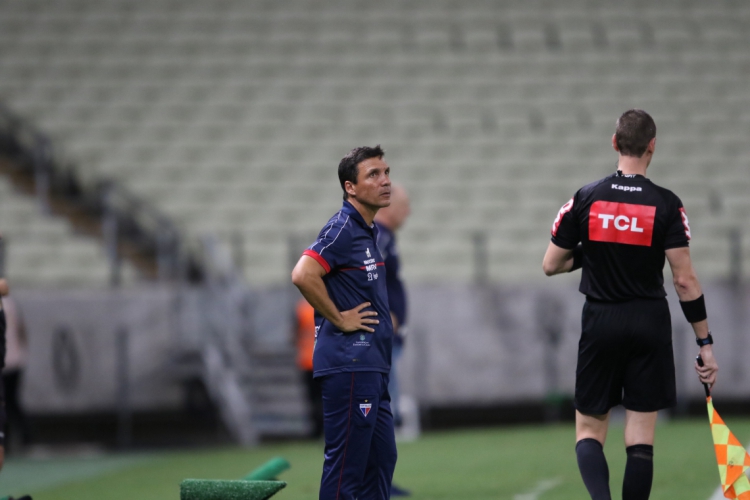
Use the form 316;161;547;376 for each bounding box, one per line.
360;403;372;417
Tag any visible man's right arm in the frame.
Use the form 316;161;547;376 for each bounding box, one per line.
291;255;379;333
665;246;718;386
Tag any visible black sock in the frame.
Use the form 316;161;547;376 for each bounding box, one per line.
576;438;611;500
623;444;654;500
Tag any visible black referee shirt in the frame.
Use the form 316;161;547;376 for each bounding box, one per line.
551;170;691;302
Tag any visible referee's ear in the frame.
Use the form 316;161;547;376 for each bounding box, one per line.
611;134;619;153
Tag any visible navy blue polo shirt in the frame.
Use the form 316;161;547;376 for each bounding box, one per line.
303;201;393;378
374;222;407;342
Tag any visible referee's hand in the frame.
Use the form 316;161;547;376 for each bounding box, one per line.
696;346;718;388
338;302;379;333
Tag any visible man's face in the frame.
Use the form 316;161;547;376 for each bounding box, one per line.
346;157;391;209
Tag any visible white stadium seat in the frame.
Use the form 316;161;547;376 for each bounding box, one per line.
0;0;748;285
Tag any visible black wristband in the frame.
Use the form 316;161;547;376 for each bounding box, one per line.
696;332;713;347
569;244;583;272
680;294;708;323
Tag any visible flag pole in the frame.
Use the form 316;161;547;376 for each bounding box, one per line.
697;355;711;398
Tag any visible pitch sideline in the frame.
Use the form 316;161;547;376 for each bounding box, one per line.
513;478;562;500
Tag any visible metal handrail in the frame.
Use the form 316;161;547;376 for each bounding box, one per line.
0;102;197;283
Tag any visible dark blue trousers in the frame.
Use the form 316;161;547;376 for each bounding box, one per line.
318;371;397;500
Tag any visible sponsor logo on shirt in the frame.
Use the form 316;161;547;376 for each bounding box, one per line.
589;201;656;246
362;257;380;281
366;247;371;258
353;333;371;347
611;184;642;192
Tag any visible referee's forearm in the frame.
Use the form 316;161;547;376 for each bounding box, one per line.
542;241;576;276
672;272;702;301
542;255;574;275
672;273;710;338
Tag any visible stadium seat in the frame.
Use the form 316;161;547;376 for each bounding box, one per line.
0;0;748;286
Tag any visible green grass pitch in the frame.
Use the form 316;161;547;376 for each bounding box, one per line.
3;418;748;500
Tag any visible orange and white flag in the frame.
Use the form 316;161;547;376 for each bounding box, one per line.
708;397;750;499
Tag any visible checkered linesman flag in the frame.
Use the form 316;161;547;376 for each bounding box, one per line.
707;397;750;499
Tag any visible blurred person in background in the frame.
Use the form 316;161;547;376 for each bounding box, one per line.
295;297;323;439
373;185;410;430
0;278;6;470
374;185;412;498
1;277;30;455
292;145;397;500
0;280;34;499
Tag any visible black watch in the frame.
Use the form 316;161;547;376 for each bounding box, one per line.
696;332;713;347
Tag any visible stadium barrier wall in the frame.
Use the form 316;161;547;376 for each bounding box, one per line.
400;283;750;407
16;287;183;412
13;283;749;414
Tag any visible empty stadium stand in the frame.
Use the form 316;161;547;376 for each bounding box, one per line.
0;0;748;286
0;170;139;287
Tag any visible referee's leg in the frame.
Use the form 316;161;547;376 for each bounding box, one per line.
576;411;612;500
622;411;657;500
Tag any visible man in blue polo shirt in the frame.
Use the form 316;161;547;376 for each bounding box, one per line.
292;145;396;500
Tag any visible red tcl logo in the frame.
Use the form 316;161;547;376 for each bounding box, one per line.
589;201;656;246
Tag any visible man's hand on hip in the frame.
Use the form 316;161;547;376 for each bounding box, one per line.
336;302;379;333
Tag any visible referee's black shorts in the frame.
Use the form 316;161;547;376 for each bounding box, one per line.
575;297;676;415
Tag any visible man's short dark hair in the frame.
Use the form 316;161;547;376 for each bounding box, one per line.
338;145;385;200
615;109;657;158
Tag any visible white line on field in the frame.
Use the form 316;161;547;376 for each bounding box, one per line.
513;478;562;500
708;486;725;500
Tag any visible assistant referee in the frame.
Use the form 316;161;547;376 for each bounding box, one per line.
543;109;718;500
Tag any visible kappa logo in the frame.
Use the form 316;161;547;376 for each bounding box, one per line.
366;248;371;258
360;402;372;417
611;184;642;192
589;201;656;247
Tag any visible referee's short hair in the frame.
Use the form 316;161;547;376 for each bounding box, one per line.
338;145;385;200
615;109;657;158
